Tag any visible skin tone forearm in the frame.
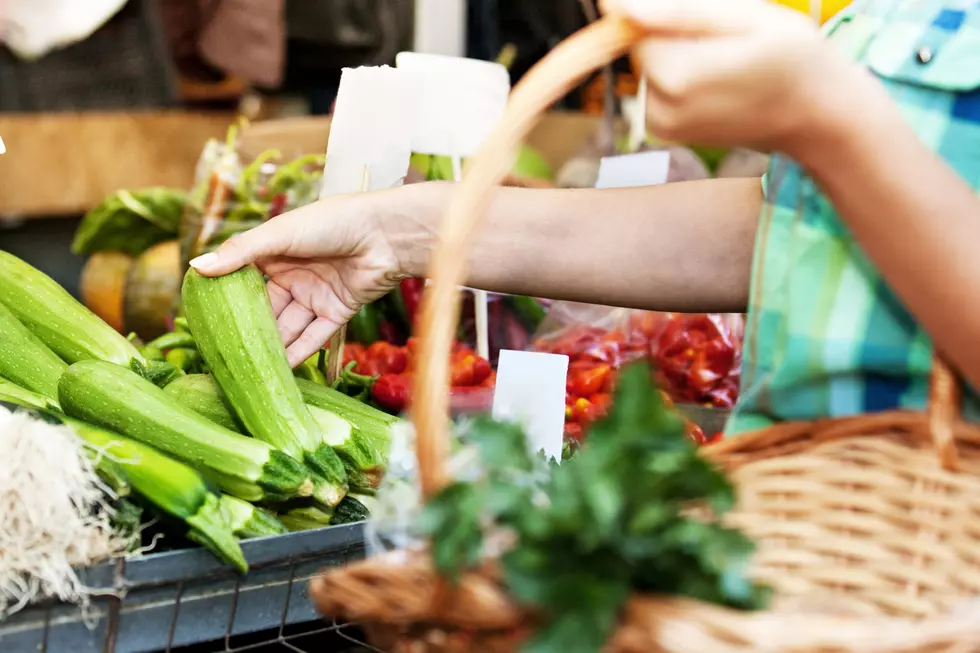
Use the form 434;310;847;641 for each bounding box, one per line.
795;74;980;390
382;178;761;313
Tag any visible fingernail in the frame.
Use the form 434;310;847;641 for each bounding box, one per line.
189;253;218;271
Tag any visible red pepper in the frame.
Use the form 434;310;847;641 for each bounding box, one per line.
342;342;367;371
371;374;411;413
566;365;612;398
364;341;408;375
399;279;425;327
590;392;611;417
267;193;288;219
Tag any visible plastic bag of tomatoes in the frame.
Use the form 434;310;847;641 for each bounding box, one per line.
530;303;744;448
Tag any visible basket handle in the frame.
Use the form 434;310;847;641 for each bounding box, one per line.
409;13;964;494
411;16;644;498
929;357;960;471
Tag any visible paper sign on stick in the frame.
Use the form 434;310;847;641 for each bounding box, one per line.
320;66;414;199
595;150;671;189
492;350;569;461
396;52;510;361
395;51;510;157
319;66;414;382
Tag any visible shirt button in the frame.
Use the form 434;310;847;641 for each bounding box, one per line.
916;47;933;64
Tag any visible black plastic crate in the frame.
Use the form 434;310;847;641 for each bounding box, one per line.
0;0;177;112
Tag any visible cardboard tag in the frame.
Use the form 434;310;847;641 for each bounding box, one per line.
595;150;671;189
395;52;510;157
320;66;414;198
492;350;569;461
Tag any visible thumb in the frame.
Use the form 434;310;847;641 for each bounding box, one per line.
600;0;765;36
188;220;293;277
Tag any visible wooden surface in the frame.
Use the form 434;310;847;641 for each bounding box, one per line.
0;111;602;219
0;112;234;219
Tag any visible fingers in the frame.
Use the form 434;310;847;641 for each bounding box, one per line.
188;217;298;277
267;280;293;317
600;0;763;35
285;318;340;368
277;301;316;348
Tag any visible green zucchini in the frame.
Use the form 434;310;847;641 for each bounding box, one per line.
218;494;289;539
182;267;347;505
0;302;68;402
330;495;370;525
295;377;396;461
0;251;144;367
65;416;248;573
166;374;385;492
278;505;335;532
164;374;242;431
143;360;184;387
0;377;60;412
58;360;315;503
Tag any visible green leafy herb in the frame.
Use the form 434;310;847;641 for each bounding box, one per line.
73;188;187;256
418;362;767;652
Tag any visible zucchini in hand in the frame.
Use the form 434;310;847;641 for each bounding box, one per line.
182;266;348;505
58;360;315;503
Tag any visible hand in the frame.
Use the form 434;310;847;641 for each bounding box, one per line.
189;192;404;367
602;0;866;154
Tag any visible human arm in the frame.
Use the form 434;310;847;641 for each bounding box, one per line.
191;178;760;365
383;178;760;312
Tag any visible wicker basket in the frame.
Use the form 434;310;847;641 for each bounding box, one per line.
309;16;980;652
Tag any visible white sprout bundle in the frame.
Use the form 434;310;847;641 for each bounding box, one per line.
0;406;126;618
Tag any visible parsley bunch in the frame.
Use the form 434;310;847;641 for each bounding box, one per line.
418;362;769;653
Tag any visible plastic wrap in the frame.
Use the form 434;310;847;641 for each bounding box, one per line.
178;136;325;271
530;303;744;444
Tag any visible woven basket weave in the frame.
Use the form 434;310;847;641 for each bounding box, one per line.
309;15;980;652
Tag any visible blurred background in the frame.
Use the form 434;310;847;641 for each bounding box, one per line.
0;0;619;295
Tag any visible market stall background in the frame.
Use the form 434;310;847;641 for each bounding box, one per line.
0;1;793;652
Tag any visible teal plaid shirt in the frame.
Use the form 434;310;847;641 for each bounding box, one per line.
728;0;980;434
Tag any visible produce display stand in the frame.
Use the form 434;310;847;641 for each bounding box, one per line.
0;523;368;653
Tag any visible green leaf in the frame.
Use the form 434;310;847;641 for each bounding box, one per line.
72;188;187;256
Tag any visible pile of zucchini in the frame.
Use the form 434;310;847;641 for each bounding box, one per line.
0;251;396;573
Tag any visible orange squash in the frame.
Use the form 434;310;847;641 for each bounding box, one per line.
80;240;181;340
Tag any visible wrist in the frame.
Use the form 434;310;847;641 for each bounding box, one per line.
782;55;890;174
376;181;446;278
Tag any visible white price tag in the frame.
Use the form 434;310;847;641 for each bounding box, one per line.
320;66;414;198
492;350;569;461
595;150;671;189
0;135;6;155
396;52;510;158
